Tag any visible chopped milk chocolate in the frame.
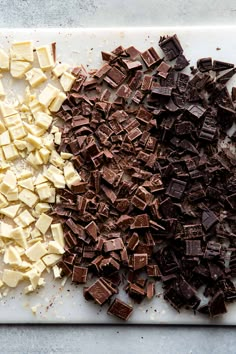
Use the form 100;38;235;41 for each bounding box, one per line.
54;33;236;320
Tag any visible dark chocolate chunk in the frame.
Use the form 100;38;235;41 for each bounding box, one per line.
213;60;234;71
197;57;213;72
209;291;227;317
166;178;187;200
185;240;203;256
202;210;218;231
72;266;88;283
159;34;183;61
174;54;189;71
188;105;206;119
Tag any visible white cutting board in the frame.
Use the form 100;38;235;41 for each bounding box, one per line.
0;27;236;324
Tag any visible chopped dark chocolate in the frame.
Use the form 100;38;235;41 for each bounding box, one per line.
54;34;236;321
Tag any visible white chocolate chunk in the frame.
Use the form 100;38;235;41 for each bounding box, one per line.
50;150;64;168
0;204;20;218
35;182;51;201
36;45;54;70
38;84;59;107
2;170;16;191
6;188;18;202
51;223;64;248
39;147;51;164
35;202;50;215
24;284;34;294
0;103;17;118
46;187;55;203
10;61;31;79
19;189;38;208
3;246;22;265
42;254;61;267
26;133;42;149
0;49;9;70
0;121;6;134
61;152;73;160
10;41;33;62
52;63;69;78
53;265;62;279
25;241;47;261
35;213;53;234
0;193;8;208
25;269;40;289
0;131;11;146
0;221;13;237
3;114;21;127
0;80;5;98
10;227;27;248
49;92;67;112
48;240;64;255
64;161;81;188
2;144;18;161
25;68;47;87
60;71;76;91
8;124;26;140
35;112;52;129
2;269;23;287
15;210;35;227
18;177;34;191
54;132;62;145
34;259;46;274
34;174;47;185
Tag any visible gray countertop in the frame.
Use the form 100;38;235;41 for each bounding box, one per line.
0;1;236;353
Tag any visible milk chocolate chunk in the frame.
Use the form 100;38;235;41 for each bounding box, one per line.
159;34;183;60
107;298;133;320
130;214;150;229
87;279;113;305
72;266;88;283
133;253;148;270
103;238;124;253
141;47;160;67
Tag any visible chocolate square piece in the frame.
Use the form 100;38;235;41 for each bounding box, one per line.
159;34;183;61
87;279;113;305
107;298;133;320
166;178;187;199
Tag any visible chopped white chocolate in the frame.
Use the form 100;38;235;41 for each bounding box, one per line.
35;111;53;129
19;189;38;208
61;152;73;160
35;213;53;234
10;227;28;249
6;188;19;202
0;204;20;218
25;68;47;87
14;140;27;151
36;45;54;70
0;131;11;146
35;182;51;201
8;124;26;140
0;80;5;98
51;223;64;248
38;84;60;107
48;240;64;255
39;147;51;164
3;113;21;127
0;194;8;208
52;63;69;78
50;150;64;168
18;177;34;191
0;222;13;238
42;254;61;267
64;161;82;188
35;202;50;215
34;259;46;273
49;92;67;112
10;61;32;79
25;269;40;289
2;269;23;287
4;246;22;266
15;209;35;227
60;71;76;91
2;144;18;161
52;265;61;279
0;49;9;70
0;103;17;118
2;170;17;191
54;132;62;145
25;241;47;262
26;133;42;149
10;41;34;62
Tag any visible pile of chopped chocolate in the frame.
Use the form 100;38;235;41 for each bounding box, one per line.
53;34;236;320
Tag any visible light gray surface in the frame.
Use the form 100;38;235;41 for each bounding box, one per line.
0;0;235;353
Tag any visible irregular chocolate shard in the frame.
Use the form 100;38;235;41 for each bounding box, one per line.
107;298;133;320
151;86;172;97
130;214;150;229
177;72;189;93
159;34;183;61
213;60;234;71
209;291;227;317
85;221;98;241
175;121;194;135
164;287;184;311
216;68;236;85
116;84;132;98
174;54;189;71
